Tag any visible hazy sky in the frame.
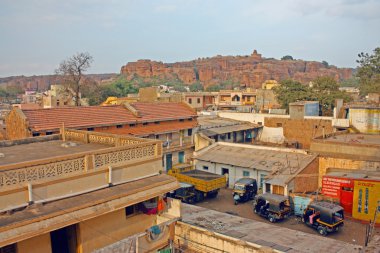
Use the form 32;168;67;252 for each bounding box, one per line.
0;0;379;77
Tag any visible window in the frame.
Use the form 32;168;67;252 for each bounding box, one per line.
197;98;201;104
179;119;184;122
188;118;193;121
125;204;141;217
276;123;283;127
32;132;40;136
203;166;209;170
0;244;17;253
258;122;263;126
143;122;148;126
116;125;123;128
188;98;192;104
227;133;231;139
129;123;136;127
87;127;94;131
155;121;160;125
188;129;193;136
243;171;250;177
46;131;53;135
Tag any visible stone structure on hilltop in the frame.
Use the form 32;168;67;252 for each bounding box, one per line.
120;50;352;88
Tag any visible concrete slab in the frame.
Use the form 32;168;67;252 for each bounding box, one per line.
181;204;362;253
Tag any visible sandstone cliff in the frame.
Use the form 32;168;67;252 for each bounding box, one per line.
120;50;352;88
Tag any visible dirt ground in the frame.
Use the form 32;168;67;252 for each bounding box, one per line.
195;188;379;246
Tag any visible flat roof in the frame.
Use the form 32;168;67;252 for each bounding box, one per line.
324;133;380;146
0;140;107;166
194;143;316;172
181;204;361;252
0;174;177;230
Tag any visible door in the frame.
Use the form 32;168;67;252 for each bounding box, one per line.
178;151;185;163
272;185;285;195
166;154;173;171
222;168;229;187
51;224;78;253
340;188;353;214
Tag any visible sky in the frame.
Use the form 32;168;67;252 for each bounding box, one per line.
0;0;379;77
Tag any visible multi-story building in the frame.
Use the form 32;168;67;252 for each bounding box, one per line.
0;129;180;253
5;102;197;171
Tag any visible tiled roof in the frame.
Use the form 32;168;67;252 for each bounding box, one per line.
130;102;196;121
22;102;196;132
105;121;197;137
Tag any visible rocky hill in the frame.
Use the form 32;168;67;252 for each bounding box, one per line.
121;50;352;88
0;73;117;91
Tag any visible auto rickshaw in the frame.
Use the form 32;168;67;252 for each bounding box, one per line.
302;201;344;236
233;178;257;205
252;193;291;222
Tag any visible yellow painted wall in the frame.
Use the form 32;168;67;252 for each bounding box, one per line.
79;209;155;253
17;233;52;253
352;180;380;223
318;157;380;187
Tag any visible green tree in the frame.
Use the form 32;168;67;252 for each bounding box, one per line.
281;55;294;61
356;47;380;96
189;82;204;92
312;77;352;115
321;61;329;68
273;77;352;116
340;77;360;87
273;79;313;110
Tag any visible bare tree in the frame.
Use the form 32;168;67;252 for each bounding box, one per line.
55;52;93;106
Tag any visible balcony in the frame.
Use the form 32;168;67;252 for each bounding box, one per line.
0;129;163;212
163;136;194;153
93;198;181;253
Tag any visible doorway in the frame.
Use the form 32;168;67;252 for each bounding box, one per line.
166;154;173;171
50;224;78;253
178;151;185;164
222;168;229;187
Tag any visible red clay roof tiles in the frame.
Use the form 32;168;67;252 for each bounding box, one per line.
22;102;196;132
105;121;197;136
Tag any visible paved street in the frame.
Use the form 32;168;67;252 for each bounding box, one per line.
195;188;377;246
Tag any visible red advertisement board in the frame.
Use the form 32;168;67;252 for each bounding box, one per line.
322;175;354;214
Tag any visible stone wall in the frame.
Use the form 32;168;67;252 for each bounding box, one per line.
264;117;334;149
5;108;31;140
293;158;319;193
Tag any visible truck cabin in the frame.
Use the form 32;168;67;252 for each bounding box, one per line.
176;183;195;197
308;202;344;225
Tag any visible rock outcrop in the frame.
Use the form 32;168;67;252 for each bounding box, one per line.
121;50;352;88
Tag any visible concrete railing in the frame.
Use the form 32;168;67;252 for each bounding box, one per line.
0;131;163;212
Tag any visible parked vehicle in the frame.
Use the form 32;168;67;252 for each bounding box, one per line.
253;193;291;222
167;183;197;204
233;178;257;205
168;164;226;203
302;201;344;236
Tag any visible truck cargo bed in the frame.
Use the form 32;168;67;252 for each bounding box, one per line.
181;170;224;181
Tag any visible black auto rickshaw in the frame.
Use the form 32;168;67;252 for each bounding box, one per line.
233;178;257;205
167;183;196;204
252;193;291;222
302;201;344;236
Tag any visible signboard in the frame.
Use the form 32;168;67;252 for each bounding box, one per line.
352;179;380;223
322;176;352;198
